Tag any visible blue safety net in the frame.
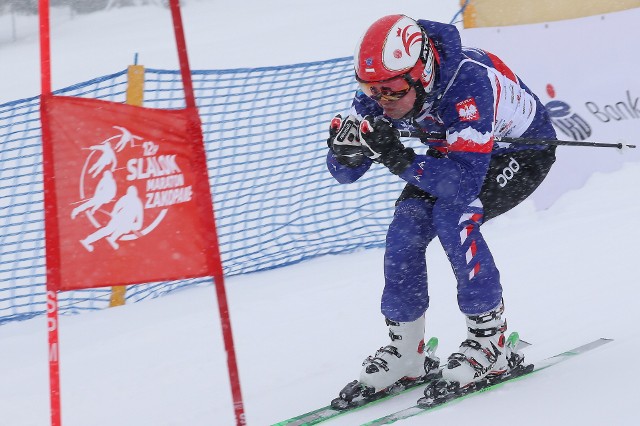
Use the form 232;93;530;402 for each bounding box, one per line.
0;58;409;323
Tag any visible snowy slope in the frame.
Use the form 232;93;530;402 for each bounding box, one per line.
1;1;638;425
0;162;637;426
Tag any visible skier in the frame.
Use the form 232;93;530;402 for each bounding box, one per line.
87;140;117;178
71;170;117;219
80;185;144;252
326;15;557;401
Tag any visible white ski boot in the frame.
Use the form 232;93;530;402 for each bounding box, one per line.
331;316;439;409
359;315;433;393
441;301;509;388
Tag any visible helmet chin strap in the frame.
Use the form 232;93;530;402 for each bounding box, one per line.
407;34;439;118
411;82;427;118
406;61;439;119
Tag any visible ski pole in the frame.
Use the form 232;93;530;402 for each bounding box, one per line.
393;129;636;149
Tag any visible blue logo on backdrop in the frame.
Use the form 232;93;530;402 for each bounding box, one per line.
545;84;591;141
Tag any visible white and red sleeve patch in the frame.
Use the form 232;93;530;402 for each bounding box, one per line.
447;127;494;153
455;98;480;121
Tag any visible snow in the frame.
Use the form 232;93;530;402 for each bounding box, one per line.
0;0;459;104
0;1;638;425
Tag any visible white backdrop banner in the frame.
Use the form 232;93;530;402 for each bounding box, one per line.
461;8;640;210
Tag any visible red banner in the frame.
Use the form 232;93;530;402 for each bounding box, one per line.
41;95;215;291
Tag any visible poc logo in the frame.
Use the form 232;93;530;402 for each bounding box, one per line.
496;157;520;187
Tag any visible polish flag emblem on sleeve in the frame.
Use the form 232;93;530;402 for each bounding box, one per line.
456;98;480;121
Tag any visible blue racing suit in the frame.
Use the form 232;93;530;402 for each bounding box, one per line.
327;20;556;321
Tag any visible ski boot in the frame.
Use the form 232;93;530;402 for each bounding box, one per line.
418;301;525;406
418;330;532;407
331;315;440;410
503;331;534;377
442;301;509;385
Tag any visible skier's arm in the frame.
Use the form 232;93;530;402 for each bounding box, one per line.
326;150;372;183
358;124;492;204
412;65;496;202
394;149;490;204
360;66;496;204
358;117;471;202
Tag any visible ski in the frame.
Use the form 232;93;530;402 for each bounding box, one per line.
271;337;441;426
270;377;431;426
361;337;613;426
271;335;530;426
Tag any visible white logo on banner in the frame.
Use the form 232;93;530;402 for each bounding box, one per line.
70;126;192;252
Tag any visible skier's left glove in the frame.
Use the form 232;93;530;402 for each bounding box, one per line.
359;115;415;175
327;114;365;168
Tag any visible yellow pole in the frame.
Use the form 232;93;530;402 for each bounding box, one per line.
125;65;145;107
109;64;145;308
461;0;477;28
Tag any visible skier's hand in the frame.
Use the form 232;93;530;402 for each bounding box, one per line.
359;115;415;175
327;114;365;168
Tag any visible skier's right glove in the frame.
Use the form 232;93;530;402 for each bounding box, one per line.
359;115;415;175
326;114;365;168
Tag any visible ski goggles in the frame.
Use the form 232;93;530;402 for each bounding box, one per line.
357;75;412;102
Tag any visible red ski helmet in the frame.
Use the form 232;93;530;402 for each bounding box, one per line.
354;15;436;99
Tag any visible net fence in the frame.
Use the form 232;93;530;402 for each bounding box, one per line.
0;58;409;323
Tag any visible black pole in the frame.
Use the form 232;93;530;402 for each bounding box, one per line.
394;129;636;149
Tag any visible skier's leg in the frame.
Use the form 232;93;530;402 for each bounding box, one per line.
81;225;112;246
381;196;437;322
423;189;546;394
106;225;129;250
432;199;511;386
440;300;509;387
427;116;555;391
356;188;438;394
358;315;430;393
432;198;502;315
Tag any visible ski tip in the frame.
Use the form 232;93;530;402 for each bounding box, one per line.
518;339;532;349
